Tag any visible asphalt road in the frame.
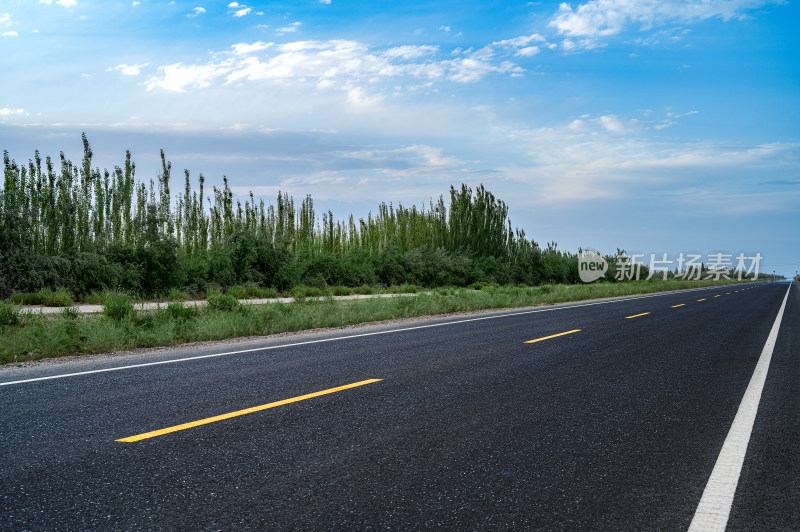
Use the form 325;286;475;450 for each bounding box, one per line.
1;282;797;530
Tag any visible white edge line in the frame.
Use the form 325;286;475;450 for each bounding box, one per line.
688;283;791;532
0;283;761;387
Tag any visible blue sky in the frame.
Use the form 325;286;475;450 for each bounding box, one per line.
1;0;798;276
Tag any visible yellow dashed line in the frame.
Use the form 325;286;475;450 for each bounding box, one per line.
117;379;384;442
525;329;581;344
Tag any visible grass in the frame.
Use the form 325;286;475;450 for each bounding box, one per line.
0;301;21;326
206;293;241;312
8;288;73;307
104;294;135;321
167;289;190;302
83;291;109;305
0;278;748;364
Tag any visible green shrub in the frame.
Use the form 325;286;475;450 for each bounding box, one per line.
352;284;375;295
243;284;278;299
164;302;199;321
9;292;46;305
206;292;240;312
203;287;223;299
167;288;190;301
40;288;73;307
386;283;421;294
226;285;247;299
330;286;353;296
104;294;135;321
256;287;278;298
0;302;20;326
60;306;80;320
133;236;183;297
404;247;471;287
291;285;323;299
83;291;108;305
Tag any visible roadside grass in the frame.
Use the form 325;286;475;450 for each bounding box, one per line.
8;288;73;307
0;278;746;364
0;301;21;326
166;289;190;302
4;282;421;307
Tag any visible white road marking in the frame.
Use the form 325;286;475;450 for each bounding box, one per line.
0;283;757;387
689;283;791;531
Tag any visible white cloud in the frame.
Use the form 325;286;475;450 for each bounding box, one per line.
346;86;382;107
320;0;332;4
144;39;527;94
654;109;698;130
549;0;777;38
0;106;25;118
146;62;230;92
277;21;301;33
328;145;465;169
499;113;798;212
188;6;206;17
382;45;438;60
39;0;78;8
2;31;17;38
113;63;148;76
594;114;642;133
494;33;546;48
467;33;551;59
0;13;11;26
516;46;541;57
446;58;524;83
227;2;255;16
231;41;272;55
132;1;139;6
634;27;691;46
560;37;606;52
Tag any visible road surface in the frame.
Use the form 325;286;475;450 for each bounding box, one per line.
1;282;797;530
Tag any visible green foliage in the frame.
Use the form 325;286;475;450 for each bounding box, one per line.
104;293;135;321
403;247;471;287
60;306;80;320
330;285;353;296
384;283;421;294
167;288;190;301
9;292;43;305
352;284;375;295
1;136;591;298
83;291;109;304
291;285;324;299
226;285;247;299
206;292;240;312
0;301;20;326
40;288;73;307
10;288;75;307
243;284;277;299
163;302;199;321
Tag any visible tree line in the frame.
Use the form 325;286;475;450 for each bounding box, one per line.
0;135;581;298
